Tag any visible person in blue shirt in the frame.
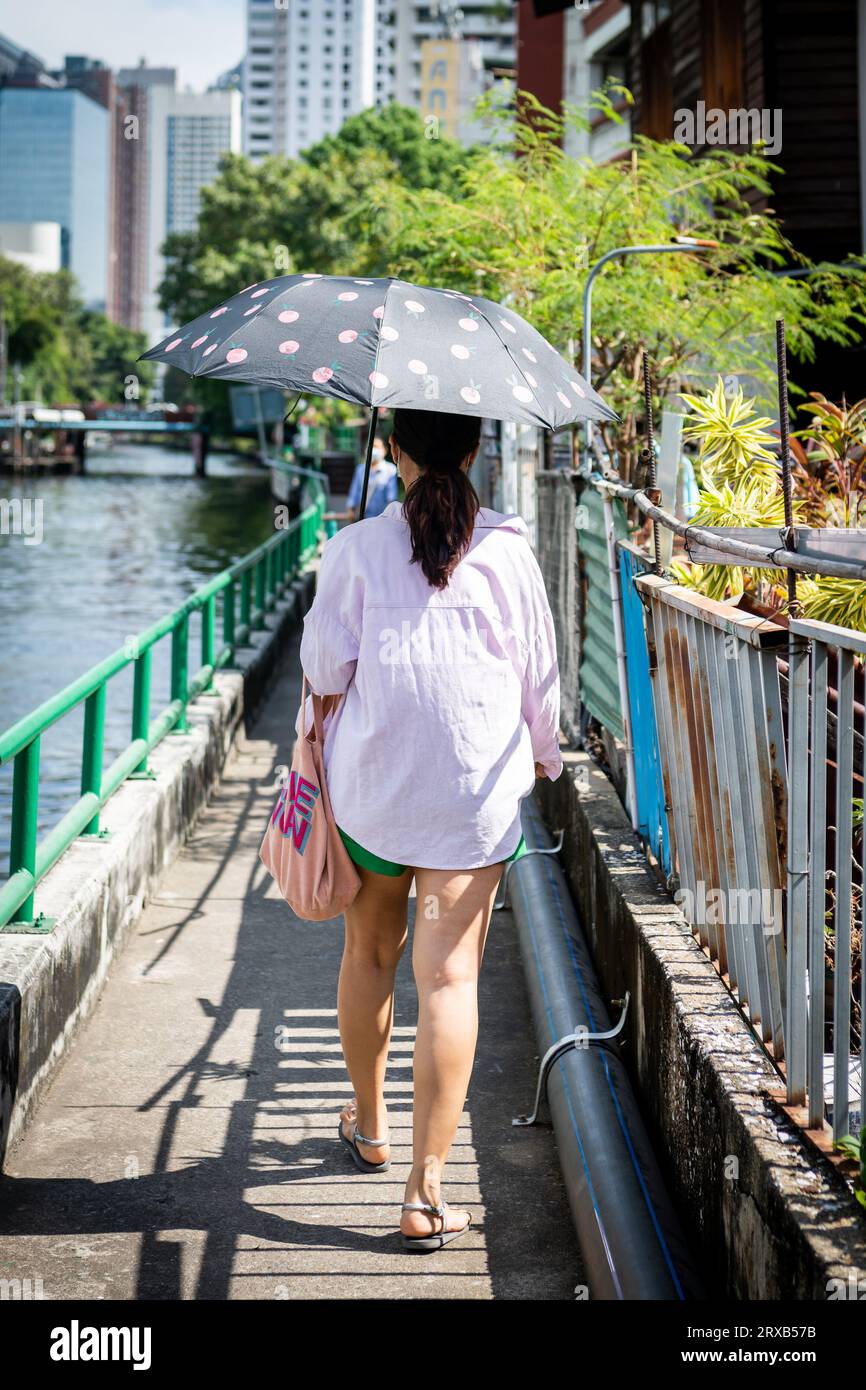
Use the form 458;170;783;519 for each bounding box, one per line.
346;438;399;520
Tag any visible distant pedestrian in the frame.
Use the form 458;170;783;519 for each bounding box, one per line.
298;408;562;1251
345;437;398;519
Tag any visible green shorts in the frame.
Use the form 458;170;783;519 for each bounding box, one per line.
336;825;527;878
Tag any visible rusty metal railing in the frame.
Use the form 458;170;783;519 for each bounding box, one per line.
786;617;864;1138
634;575;790;1057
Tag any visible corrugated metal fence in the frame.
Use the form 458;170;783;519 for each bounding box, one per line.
532;461;863;1145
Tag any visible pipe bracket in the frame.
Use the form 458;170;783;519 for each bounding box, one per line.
494;830;564;910
512;992;631;1127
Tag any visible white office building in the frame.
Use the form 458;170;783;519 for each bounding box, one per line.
562;0;630;162
392;0;515;113
243;0;396;162
118;65;241;345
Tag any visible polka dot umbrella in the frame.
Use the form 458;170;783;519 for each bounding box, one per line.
140;272;618;517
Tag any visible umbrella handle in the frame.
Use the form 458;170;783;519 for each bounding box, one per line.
358;406;379;521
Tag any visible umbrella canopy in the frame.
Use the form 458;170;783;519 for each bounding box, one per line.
140;273;617;432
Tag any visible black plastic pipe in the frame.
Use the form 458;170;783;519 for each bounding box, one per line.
509;797;705;1300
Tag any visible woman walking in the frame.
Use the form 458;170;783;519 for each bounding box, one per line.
297;408;562;1251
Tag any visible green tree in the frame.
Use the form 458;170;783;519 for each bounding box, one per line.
0;255;153;404
158;102;474;327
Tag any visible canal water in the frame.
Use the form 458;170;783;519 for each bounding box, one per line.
0;443;277;879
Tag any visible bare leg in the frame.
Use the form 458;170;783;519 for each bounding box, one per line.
401;862;503;1239
338;864;413;1165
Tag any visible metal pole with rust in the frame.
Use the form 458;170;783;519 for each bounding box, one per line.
641;352;662;576
776;318;799;616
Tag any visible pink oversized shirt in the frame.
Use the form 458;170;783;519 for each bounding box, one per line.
296;499;563;870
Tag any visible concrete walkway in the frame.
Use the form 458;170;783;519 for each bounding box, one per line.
0;636;582;1300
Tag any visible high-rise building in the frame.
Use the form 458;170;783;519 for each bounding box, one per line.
243;0;395;162
0;84;110;309
117;65;241;343
392;0;516;116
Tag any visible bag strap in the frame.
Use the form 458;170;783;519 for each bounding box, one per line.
299;671;329;748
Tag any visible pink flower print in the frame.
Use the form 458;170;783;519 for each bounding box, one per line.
337;291;359;302
570;379;587;398
313;366;334;383
557;390;571;408
278;309;299;323
251;288;269;298
407;360;427;375
404;299;426;318
522;348;538;363
279;340;300;354
450;344;471;361
498;318;516;334
203;344;219;356
338;329;358;344
226;348;248;364
369;370;389;388
165;338;183;351
354;279;374;285
191;335;208;349
460;382;481;405
243;307;260;317
506;372;533;404
380;325;399;342
458;316;480;332
301;273;322;279
210;306;228;318
372;305;385;320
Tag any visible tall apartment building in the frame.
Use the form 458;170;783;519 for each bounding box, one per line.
0;83;110;309
243;0;395;162
117;65;241;343
392;0;516;111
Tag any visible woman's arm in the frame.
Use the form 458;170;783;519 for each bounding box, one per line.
520;549;563;782
298;532;362;698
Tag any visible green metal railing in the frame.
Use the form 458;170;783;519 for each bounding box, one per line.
0;486;326;933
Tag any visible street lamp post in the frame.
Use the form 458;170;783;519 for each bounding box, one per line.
581;236;719;471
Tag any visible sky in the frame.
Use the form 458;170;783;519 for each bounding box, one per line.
0;0;245;92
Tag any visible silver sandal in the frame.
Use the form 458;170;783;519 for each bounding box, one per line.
338;1118;391;1174
400;1200;472;1253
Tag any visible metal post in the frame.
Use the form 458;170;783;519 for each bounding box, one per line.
171;616;189;732
641;352;662;575
80;684;106;835
9;737;40;924
358;406;379;521
223;579;236;660
132;647;152;775
776;318;798;615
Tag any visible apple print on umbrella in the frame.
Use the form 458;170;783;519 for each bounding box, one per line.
140;271;616;515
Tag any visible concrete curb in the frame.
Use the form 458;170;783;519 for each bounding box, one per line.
538;747;866;1300
0;567;316;1167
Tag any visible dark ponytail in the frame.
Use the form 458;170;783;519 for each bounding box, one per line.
392;408;481;591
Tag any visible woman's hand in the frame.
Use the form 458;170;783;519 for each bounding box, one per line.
534;761;547;779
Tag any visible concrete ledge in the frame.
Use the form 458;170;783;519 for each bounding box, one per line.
0;567;316;1166
538;748;866;1300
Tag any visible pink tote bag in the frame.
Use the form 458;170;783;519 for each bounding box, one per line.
259;673;361;921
